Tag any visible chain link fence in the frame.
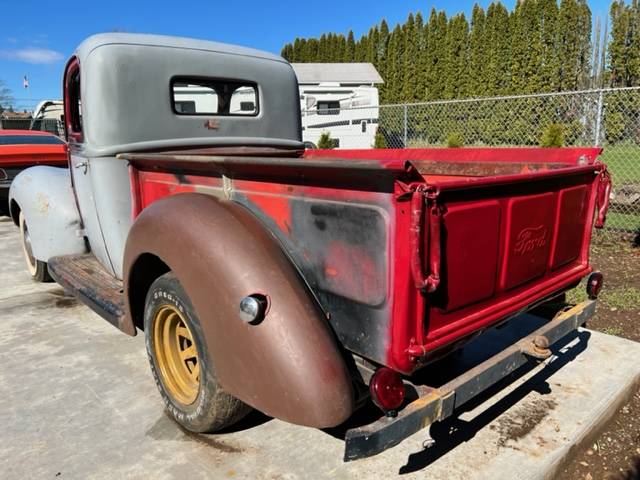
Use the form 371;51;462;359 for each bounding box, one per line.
303;87;640;238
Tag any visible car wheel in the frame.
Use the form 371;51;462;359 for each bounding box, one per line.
19;211;51;282
144;272;251;432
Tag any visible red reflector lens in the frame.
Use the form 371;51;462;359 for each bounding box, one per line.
586;271;603;299
369;367;405;411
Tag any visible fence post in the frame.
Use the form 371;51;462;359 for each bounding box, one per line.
403;104;408;147
594;90;604;146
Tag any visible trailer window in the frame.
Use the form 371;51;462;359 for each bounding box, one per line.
171;78;258;116
318;101;340;115
174;101;196;114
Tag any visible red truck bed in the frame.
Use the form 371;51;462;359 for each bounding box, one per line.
126;147;609;375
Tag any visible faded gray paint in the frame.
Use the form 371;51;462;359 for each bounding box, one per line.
8;166;86;261
88;157;131;279
68;154;113;274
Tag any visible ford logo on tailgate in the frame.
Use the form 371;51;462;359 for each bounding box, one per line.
514;225;548;256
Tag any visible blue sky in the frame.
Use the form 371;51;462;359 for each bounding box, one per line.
0;0;613;110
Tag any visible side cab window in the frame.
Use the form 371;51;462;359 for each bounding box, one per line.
64;57;83;143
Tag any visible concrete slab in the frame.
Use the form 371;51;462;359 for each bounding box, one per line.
0;216;639;480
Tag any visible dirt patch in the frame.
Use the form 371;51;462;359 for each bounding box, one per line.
490;398;557;450
146;412;245;455
55;297;78;308
178;426;244;454
562;237;640;480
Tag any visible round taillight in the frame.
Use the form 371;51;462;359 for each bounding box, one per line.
369;367;405;412
586;271;604;299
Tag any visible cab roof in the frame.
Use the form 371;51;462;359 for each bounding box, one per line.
76;33;286;64
68;33;303;157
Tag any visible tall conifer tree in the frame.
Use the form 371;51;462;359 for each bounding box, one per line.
468;4;487;96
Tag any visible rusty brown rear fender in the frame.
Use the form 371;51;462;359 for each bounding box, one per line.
123;193;355;428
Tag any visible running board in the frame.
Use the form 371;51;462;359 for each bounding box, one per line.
48;254;133;335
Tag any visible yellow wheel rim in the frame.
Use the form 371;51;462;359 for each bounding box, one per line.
152;305;200;405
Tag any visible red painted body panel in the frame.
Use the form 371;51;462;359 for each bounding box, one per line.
129;147;606;375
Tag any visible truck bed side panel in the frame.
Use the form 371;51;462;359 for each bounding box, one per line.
134;171;396;365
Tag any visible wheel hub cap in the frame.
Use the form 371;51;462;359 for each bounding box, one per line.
152;305;200;405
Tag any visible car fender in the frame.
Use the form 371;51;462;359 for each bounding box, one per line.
9;166;86;261
123;193;355;428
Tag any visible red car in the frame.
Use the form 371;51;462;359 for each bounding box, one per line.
0;130;67;215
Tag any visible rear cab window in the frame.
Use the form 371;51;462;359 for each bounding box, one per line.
171;78;258;116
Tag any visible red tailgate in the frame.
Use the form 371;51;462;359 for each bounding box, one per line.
307;147;608;373
399;158;608;372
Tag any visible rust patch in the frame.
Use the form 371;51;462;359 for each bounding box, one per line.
204;119;220;130
490;398;558;449
36;192;50;214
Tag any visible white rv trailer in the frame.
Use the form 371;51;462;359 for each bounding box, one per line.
30;100;65;136
292;63;383;149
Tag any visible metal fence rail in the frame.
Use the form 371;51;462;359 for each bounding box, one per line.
303;87;640;237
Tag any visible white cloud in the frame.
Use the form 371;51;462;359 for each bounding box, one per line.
0;47;64;64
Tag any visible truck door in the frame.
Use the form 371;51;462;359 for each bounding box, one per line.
64;57;115;275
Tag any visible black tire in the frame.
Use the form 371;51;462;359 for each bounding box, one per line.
144;272;251;432
19;211;52;282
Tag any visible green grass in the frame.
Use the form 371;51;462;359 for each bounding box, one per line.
602;287;640;311
566;284;640;311
605;212;640;232
596;145;640;232
566;286;589;305
601;326;623;336
599;145;640;183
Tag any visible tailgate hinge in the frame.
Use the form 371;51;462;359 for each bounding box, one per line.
595;165;612;229
409;184;442;294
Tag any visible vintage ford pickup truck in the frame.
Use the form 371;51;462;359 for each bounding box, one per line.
9;33;611;460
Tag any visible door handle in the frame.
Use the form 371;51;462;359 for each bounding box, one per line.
75;162;88;174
